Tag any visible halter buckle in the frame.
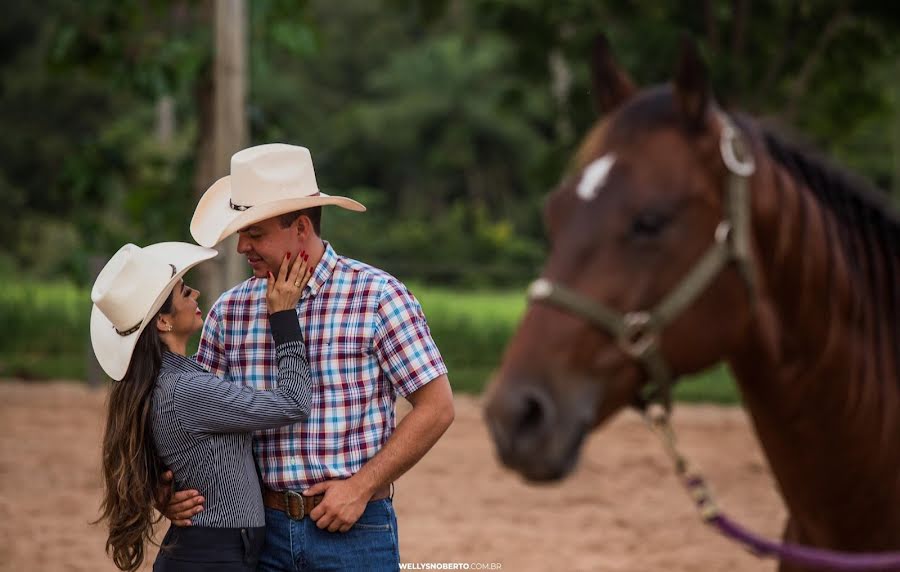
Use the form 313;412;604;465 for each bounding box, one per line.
714;221;733;245
526;278;554;301
619;311;658;358
719;121;756;177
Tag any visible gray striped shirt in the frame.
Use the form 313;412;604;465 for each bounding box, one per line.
152;315;311;527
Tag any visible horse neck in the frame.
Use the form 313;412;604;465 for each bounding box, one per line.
728;151;900;542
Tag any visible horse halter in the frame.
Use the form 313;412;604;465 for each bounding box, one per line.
527;112;757;411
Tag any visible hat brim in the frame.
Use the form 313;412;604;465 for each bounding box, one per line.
90;242;218;381
190;176;367;248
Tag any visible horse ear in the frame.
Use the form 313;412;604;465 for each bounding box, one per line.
673;37;711;129
591;34;635;115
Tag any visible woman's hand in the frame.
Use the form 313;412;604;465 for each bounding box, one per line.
266;253;312;314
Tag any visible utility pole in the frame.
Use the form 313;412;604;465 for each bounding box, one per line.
205;0;249;299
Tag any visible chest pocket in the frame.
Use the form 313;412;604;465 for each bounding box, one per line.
309;342;378;401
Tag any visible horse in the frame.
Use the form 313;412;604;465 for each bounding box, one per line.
484;37;900;572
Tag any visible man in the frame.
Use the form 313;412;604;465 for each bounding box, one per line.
164;143;454;571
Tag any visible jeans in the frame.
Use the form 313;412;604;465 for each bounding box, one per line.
258;498;400;572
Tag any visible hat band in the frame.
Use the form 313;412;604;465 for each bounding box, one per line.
111;264;177;337
230;192;324;212
115;322;142;337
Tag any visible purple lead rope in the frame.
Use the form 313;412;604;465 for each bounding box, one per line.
646;409;900;571
709;512;900;571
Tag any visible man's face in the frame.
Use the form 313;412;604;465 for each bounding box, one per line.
236;216;301;278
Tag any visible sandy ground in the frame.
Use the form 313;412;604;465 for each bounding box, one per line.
0;381;785;572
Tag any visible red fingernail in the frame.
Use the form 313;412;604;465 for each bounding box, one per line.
303;254;309;261
286;252;291;259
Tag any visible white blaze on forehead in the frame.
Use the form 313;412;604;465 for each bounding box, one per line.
576;153;616;201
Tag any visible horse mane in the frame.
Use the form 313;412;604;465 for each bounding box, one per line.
761;128;900;379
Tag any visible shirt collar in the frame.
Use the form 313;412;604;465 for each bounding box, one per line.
161;350;205;373
304;241;338;300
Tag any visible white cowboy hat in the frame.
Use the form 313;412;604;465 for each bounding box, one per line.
190;143;366;248
90;242;218;381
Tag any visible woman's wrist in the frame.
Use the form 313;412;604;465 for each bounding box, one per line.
269;310;303;345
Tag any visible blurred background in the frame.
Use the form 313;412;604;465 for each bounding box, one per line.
1;0;898;398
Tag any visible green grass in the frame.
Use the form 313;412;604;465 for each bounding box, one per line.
409;283;524;394
0;280;741;404
675;364;740;404
0;280;89;379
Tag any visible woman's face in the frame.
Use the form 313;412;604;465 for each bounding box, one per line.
164;280;204;336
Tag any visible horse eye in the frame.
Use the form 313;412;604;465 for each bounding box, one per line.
630;210;671;237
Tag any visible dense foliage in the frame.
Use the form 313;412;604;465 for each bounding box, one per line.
2;1;897;286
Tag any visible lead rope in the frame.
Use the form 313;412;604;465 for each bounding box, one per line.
643;406;721;521
643;405;900;570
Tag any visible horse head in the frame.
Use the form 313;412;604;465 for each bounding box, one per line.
485;37;760;482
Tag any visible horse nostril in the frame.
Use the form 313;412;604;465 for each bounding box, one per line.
518;394;543;433
485;382;556;463
514;388;554;439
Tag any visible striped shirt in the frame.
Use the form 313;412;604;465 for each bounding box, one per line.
152;312;312;527
196;242;448;491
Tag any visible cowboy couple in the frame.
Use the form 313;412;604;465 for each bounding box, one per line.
91;143;455;571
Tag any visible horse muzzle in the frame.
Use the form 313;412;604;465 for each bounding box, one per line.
484;377;597;482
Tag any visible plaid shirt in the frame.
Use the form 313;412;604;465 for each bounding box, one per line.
195;242;447;491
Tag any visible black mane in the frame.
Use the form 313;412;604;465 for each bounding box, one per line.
763;129;900;377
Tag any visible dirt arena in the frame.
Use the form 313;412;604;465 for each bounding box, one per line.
0;381;785;571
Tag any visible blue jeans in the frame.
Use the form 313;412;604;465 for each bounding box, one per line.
258;499;399;571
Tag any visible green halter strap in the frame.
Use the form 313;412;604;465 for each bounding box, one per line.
527;113;757;411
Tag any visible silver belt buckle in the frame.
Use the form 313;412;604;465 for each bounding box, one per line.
283;490;305;520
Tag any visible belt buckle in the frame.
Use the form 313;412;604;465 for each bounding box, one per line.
283;490;305;520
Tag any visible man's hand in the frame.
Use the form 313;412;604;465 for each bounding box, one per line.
300;375;453;534
304;477;371;533
156;470;205;527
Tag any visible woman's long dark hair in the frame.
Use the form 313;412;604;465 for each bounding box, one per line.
96;293;174;572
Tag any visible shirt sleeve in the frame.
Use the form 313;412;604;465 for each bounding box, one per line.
174;335;313;434
195;301;228;379
373;279;448;397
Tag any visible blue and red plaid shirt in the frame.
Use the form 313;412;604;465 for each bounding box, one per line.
195;242;448;491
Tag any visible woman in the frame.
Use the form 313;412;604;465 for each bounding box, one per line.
90;242;313;571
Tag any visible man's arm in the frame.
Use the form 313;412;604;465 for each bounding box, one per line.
304;374;454;532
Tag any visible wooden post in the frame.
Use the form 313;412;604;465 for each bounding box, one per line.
213;0;249;291
192;52;219;303
156;95;176;145
195;0;249;304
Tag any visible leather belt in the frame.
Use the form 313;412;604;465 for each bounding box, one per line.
262;484;392;521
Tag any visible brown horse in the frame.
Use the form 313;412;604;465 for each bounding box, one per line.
484;38;900;571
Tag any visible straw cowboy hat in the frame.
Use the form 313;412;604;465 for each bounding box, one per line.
190;143;366;248
90;242;218;381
